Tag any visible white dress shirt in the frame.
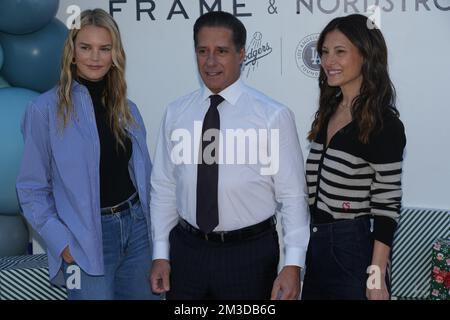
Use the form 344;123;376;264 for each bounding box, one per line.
150;78;310;267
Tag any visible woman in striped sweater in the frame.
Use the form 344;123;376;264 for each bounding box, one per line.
302;14;406;300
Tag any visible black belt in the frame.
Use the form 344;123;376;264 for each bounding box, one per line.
178;216;276;243
100;193;139;215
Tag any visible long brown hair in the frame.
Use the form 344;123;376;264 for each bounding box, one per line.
57;8;134;149
308;14;399;144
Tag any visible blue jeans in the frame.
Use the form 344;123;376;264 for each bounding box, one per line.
62;200;160;300
302;218;374;300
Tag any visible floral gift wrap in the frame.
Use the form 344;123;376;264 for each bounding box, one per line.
429;238;450;300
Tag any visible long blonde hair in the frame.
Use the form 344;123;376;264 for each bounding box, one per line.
57;8;135;149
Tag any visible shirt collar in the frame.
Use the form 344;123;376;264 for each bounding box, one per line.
71;79;88;94
200;77;245;106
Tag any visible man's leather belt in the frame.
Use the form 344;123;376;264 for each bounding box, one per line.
178;216;276;243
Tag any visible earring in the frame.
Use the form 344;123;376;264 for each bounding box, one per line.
71;57;76;65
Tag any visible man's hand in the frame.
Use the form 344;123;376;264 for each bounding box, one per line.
270;265;301;300
61;246;74;264
150;259;171;294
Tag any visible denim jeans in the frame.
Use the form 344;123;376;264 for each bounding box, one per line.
302;217;374;300
62;199;160;300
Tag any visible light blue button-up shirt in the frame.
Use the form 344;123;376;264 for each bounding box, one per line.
16;81;153;284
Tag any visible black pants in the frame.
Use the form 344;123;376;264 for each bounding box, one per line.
302;218;375;300
166;223;279;300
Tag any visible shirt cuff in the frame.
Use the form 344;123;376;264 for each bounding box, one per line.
40;218;70;260
152;240;170;260
283;246;307;268
373;216;398;247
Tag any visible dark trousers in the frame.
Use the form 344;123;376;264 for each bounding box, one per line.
302;218;374;300
166;223;279;300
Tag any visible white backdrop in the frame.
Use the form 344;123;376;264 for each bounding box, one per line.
56;0;450;210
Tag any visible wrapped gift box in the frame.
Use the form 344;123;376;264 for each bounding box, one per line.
429;238;450;300
0;254;66;300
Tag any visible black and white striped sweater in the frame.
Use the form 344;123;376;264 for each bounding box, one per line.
306;112;406;246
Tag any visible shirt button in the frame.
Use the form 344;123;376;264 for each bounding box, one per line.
312;227;318;233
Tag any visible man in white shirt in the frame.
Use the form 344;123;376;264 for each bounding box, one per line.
150;11;310;300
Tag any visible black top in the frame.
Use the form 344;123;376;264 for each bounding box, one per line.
78;77;136;208
306;111;406;246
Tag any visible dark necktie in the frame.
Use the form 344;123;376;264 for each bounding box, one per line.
196;94;224;233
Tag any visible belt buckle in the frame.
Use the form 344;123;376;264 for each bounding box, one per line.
203;232;226;242
111;205;120;214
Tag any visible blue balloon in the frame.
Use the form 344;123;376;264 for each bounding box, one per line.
0;76;9;89
0;0;59;35
0;87;39;215
0;214;29;257
0;42;3;70
0;18;68;93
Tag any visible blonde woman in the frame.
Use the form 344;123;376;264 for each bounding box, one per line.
16;8;158;300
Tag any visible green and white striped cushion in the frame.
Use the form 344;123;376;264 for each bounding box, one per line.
0;254;66;300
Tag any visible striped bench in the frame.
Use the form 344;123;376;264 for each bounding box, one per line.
0;254;66;300
391;207;450;299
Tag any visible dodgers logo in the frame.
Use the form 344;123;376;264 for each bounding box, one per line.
243;32;273;78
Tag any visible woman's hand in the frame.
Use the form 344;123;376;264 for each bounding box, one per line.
61;246;74;264
367;278;389;300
